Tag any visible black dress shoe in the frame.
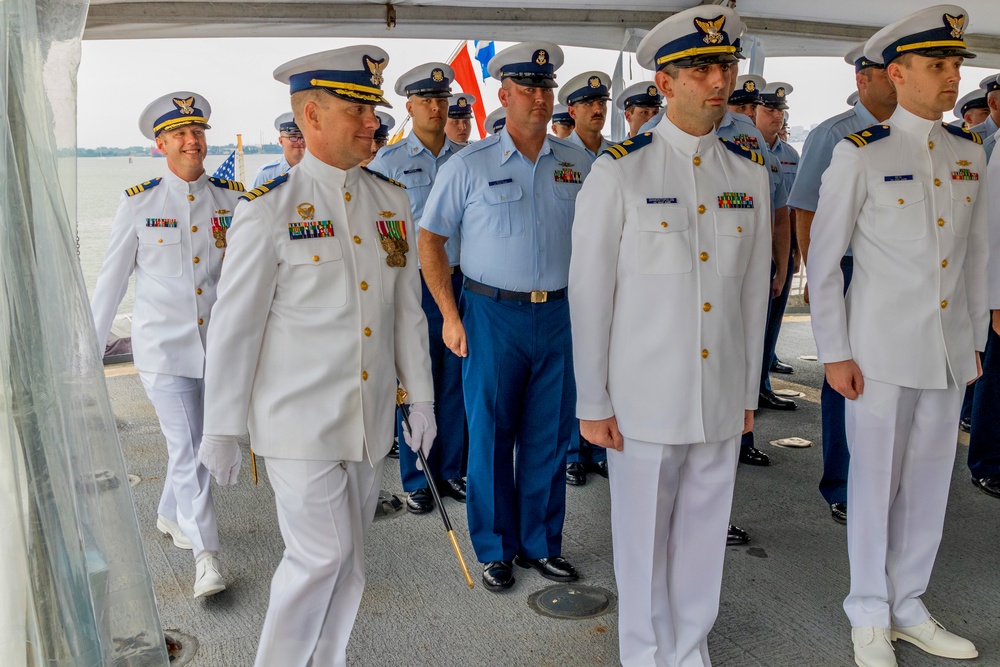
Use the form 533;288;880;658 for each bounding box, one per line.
587;460;609;478
758;390;797;411
830;502;848;524
387;441;399;459
566;462;587;486
972;475;1000;499
770;360;794;374
959;417;972;433
437;477;467;503
739;446;772;467
482;561;515;591
727;524;750;546
514;555;579;582
405;488;434;514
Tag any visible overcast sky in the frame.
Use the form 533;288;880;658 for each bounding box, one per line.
76;37;999;148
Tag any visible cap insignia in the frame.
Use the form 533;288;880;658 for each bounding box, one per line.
173;97;195;115
432;68;444;82
944;13;966;40
694;15;726;46
647;85;658;97
535;49;548;66
458;97;468;107
296;202;315;220
744;81;755;92
589;76;601;89
776;87;785;98
364;55;387;87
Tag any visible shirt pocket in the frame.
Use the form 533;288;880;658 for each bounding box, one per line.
949;182;978;238
713;211;755;278
551;183;582;234
873;182;926;240
279;238;347;308
635;205;692;275
482;183;524;238
138;227;182;278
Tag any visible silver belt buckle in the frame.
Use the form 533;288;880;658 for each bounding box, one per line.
530;290;548;303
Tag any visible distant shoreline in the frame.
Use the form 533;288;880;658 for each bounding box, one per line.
68;146;284;158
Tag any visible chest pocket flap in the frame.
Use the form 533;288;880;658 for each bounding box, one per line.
140;227;181;245
874;181;925;210
637;206;689;234
400;169;432;189
483;183;523;205
285;238;344;265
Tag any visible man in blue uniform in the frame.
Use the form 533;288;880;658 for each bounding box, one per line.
253;112;305;187
368;62;468;515
419;41;593;591
558;70;613;158
970;74;999;160
550;104;574;138
789;44;896;524
445;92;477;145
614;81;662;139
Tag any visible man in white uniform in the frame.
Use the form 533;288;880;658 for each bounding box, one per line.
807;6;987;666
253;112;305;187
91;91;243;598
569;6;771;665
198;46;435;667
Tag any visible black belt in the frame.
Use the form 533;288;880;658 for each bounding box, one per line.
463;278;566;303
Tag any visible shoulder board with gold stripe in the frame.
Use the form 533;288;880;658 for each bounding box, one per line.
719;138;765;165
843;124;890;147
362;166;406;189
601;132;653;160
239;173;289;202
942;122;982;144
124;177;162;197
208;177;246;192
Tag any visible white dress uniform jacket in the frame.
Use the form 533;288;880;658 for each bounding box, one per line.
809;107;989;389
91;171;244;378
570;118;772;445
202;150;433;463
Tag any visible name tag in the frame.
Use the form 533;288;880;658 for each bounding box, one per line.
288;221;335;240
646;198;678;204
488;178;513;186
145;218;177;227
884;175;913;181
718;192;753;209
403;168;423;175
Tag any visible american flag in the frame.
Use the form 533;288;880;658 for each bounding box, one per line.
212;150;237;180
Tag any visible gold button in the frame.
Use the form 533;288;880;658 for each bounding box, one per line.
191;225;198;232
661;221;668;228
966;196;971;203
941;300;948;309
362;371;368;381
193;256;200;264
693;156;701;166
360;281;369;291
187;194;195;201
928;140;934;150
934;178;941;187
196;287;202;295
198;318;204;325
941;259;948;268
701;349;709;359
736;226;743;233
353;235;361;244
698;204;706;215
700;252;709;262
703;302;712;312
938;218;945;227
344;192;352;202
364;327;372;337
897;198;904;205
157;238;163;244
312;255;320;262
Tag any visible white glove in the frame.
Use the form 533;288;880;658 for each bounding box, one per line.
198;434;241;486
402;402;436;470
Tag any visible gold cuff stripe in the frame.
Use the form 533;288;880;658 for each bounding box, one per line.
153;115;209;134
656;45;737;66
895;39;967;54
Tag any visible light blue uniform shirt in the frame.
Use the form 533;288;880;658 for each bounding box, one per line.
566;130;613;158
716;111;788;210
638;109;664;134
421;129;593;292
252;157;290;188
969;116;997;162
368;133;464;266
768;138;799;197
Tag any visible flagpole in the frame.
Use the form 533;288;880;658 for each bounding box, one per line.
236;134;245;185
446;40;467;65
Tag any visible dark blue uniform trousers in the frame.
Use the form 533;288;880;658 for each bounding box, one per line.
969;324;1000;479
461;289;575;563
396;272;468;492
818;256;853;505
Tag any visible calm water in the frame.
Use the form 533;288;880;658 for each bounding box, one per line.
77;154;276;317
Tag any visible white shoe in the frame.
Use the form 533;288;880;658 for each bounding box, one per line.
852;626;896;667
891;618;978;659
156;515;193;550
193;552;226;598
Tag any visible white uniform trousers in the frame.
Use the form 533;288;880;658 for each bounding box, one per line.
609;435;739;667
843;377;963;629
139;372;218;556
255;456;383;667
